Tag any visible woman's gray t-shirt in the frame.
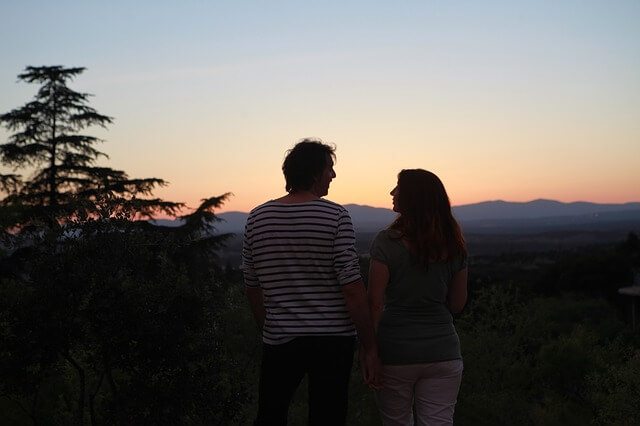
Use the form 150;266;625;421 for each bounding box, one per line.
370;229;467;365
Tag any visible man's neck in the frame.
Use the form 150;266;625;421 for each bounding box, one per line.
273;190;321;204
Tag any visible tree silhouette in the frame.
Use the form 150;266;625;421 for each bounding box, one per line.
0;66;239;424
0;65;181;228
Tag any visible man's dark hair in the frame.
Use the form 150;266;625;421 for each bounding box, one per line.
282;139;336;192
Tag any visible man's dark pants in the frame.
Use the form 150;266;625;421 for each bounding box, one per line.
254;335;356;426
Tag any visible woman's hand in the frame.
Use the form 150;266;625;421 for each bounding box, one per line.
359;343;383;389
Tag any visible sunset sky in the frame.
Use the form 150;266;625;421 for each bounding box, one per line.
1;1;639;213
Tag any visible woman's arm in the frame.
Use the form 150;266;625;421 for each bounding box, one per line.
368;259;390;331
447;267;468;313
341;280;380;387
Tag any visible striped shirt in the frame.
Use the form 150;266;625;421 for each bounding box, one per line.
242;199;362;345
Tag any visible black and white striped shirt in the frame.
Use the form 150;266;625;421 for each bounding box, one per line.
242;199;361;345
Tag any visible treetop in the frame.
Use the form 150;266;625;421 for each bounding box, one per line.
18;65;87;84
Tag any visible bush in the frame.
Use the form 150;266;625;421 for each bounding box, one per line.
454;284;636;425
0;220;245;424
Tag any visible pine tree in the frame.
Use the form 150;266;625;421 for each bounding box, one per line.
0;66;237;424
0;65;181;228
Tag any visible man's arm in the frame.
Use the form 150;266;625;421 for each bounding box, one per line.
245;286;266;329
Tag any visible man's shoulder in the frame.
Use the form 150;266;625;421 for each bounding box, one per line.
248;199;346;216
317;198;348;213
246;200;278;219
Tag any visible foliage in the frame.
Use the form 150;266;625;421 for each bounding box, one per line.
0;65;181;229
207;240;640;425
0;65;242;424
454;284;639;425
587;350;640;425
0;194;244;425
4;229;639;424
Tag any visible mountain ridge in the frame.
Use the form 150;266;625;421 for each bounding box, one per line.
452;199;640;221
152;199;640;234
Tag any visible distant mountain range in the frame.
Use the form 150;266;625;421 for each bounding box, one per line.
152;199;640;235
453;199;640;221
452;199;640;234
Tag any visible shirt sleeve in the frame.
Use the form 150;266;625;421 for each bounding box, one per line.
458;256;469;271
460;256;468;270
448;255;468;275
333;208;362;286
241;213;260;288
455;255;468;271
369;231;390;265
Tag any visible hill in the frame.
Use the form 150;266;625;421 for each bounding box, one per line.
192;199;640;234
160;200;639;266
151;200;640;259
453;199;640;221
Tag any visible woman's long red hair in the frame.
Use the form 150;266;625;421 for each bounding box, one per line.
389;169;467;267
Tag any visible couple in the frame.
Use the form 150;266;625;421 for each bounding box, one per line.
242;139;468;426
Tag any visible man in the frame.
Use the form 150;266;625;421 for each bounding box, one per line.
242;138;380;425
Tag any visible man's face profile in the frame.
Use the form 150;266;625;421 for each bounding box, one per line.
312;155;336;197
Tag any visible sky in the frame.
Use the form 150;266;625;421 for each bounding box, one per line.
1;0;639;213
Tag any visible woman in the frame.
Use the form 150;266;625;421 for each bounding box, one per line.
368;169;468;426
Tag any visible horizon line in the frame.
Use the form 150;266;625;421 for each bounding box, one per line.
172;198;640;217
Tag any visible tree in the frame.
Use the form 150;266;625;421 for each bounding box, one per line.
0;66;241;424
0;65;180;228
0;198;242;424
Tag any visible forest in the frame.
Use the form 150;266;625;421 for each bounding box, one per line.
1;66;640;425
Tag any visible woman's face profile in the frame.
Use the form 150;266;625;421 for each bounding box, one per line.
391;185;399;212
